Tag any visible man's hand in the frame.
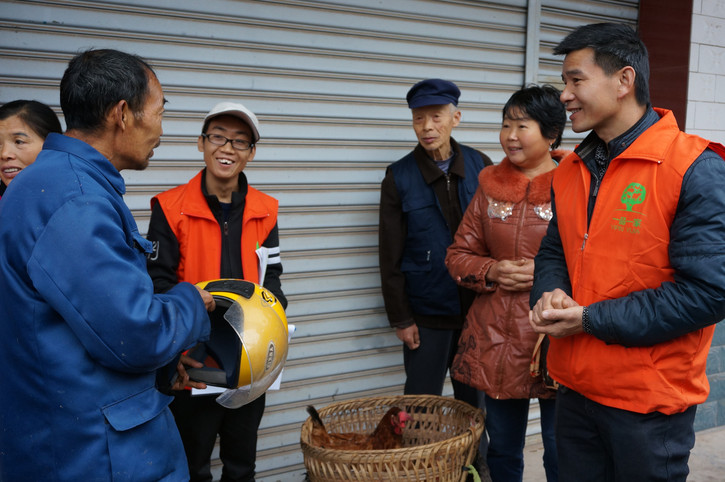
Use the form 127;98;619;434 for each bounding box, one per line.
395;324;421;350
195;286;216;312
487;258;534;291
170;354;208;391
529;288;584;338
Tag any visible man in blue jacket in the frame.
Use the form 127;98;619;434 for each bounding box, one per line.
0;49;212;481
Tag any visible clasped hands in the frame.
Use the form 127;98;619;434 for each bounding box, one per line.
486;258;535;291
529;288;585;338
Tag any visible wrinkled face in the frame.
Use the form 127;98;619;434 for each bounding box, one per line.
560;48;621;140
119;73;165;171
198;115;256;184
392;410;411;435
411;104;461;160
499;108;554;172
0;115;45;185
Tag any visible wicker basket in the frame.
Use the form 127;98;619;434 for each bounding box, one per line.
300;394;484;481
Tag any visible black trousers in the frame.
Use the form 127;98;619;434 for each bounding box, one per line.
170;391;266;482
402;325;478;407
556;386;696;482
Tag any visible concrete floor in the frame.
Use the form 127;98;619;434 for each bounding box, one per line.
522;426;725;481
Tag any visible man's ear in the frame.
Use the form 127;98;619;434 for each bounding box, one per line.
617;66;636;100
452;109;462;127
109;100;129;131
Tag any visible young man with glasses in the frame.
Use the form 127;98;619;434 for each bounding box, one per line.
147;102;287;482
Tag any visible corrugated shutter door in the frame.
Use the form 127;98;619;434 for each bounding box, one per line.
0;0;637;480
1;1;525;479
538;0;640;85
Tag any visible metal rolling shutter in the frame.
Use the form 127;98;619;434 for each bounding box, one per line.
537;0;639;85
0;0;637;479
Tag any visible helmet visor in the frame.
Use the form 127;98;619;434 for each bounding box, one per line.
214;297;287;408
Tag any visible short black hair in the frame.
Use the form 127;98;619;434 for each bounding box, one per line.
0;100;62;138
502;84;566;149
554;22;650;106
60;49;155;132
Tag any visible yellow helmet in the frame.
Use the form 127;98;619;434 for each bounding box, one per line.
189;279;288;408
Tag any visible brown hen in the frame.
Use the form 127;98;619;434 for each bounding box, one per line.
306;405;411;450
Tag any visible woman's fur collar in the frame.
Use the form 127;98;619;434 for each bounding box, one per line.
479;150;569;205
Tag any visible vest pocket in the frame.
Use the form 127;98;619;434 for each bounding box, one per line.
400;190;436;213
400;249;432;273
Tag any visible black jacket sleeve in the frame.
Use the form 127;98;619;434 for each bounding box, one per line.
146;202;181;294
378;168;416;328
591;150;725;346
261;222;287;310
530;188;572;308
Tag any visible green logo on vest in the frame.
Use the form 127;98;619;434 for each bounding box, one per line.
620;182;646;212
611;182;646;235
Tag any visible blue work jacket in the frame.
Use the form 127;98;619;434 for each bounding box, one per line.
0;134;210;481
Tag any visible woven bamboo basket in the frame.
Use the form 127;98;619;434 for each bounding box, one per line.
300;394;484;481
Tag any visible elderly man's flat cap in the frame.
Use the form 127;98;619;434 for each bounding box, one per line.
406;79;461;109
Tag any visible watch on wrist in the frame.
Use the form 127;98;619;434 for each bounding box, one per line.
581;306;592;334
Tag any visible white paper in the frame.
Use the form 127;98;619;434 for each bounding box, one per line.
268;369;285;391
191;385;227;396
255;246;269;285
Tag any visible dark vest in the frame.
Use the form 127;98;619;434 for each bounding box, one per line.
391;144;483;315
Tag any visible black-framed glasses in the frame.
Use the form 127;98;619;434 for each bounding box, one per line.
201;133;254;151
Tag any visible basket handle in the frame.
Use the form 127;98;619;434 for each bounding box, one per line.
458;424;482;482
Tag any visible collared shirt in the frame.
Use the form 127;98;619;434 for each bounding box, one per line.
435;154;454;174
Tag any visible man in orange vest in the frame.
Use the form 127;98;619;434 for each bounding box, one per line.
147;102;286;482
530;23;725;481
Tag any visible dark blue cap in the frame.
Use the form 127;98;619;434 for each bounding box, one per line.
406;78;461;109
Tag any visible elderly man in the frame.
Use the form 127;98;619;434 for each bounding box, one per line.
379;78;492;406
0;49;211;481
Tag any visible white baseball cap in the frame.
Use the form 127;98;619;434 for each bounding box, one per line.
204;101;260;143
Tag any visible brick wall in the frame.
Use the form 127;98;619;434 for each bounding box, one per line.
686;0;725;144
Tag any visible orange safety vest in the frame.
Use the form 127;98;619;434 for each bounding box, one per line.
152;170;278;285
550;108;725;414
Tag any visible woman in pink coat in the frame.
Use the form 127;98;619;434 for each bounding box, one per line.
446;85;568;482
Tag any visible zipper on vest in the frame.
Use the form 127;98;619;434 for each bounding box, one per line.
581;233;589;251
591;176;600;197
445;173;454;234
